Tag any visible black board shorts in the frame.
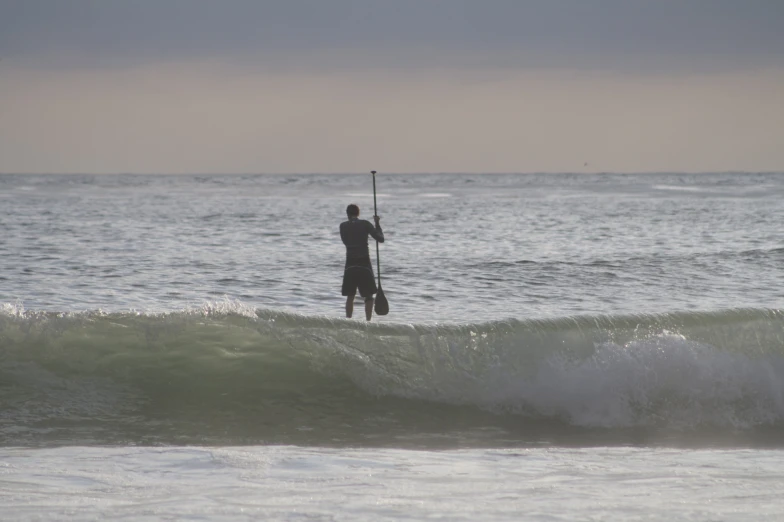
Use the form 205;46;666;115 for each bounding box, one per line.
342;263;377;298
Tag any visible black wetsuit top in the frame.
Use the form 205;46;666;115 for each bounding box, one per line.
340;218;384;268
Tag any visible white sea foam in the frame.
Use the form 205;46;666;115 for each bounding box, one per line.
496;334;784;429
3;446;784;521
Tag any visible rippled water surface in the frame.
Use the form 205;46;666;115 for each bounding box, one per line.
2;172;782;321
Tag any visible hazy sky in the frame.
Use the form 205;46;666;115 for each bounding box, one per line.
2;0;783;173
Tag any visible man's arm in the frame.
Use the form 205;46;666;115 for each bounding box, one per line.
368;217;384;243
339;221;350;246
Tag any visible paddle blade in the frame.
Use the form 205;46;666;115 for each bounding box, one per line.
374;286;389;316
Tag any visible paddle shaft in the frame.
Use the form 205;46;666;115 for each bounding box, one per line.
372;171;381;286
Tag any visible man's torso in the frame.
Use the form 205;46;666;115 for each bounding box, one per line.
340;219;374;267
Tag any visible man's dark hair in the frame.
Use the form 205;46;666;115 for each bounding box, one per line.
346;204;360;217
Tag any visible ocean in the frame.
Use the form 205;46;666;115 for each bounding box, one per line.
1;172;783;520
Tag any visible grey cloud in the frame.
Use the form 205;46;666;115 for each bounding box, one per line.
2;0;783;71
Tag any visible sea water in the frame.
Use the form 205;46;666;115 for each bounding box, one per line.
1;173;783;520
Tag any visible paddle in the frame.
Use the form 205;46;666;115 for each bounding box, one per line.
371;170;389;316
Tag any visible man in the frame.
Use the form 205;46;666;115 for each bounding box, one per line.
340;204;384;320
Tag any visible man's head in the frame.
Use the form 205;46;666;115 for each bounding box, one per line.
346;204;360;218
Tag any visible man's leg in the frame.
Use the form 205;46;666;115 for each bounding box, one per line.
364;297;374;321
346;295;355;318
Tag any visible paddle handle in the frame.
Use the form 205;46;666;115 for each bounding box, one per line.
371;170;381;285
372;170;378;216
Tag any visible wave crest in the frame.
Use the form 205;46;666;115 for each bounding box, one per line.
2;304;784;447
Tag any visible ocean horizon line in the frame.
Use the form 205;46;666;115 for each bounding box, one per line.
2;170;783;176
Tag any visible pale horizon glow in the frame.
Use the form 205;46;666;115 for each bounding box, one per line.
2;1;783;174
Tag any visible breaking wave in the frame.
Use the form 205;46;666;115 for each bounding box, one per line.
2;301;784;448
